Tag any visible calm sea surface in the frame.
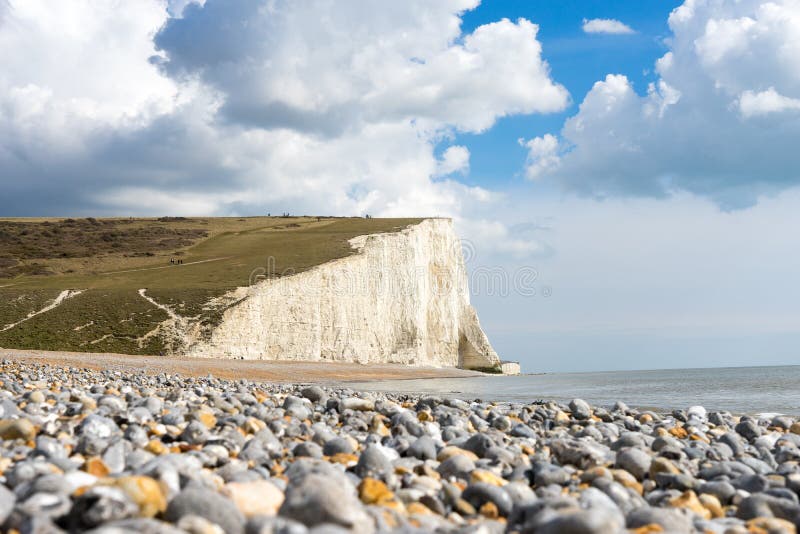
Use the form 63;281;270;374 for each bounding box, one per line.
348;365;800;416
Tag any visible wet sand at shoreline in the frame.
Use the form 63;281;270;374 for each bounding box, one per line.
0;348;482;383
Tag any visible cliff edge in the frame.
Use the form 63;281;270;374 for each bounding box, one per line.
187;219;502;369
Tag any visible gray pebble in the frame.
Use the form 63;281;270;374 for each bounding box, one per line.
354;445;392;480
407;435;436;461
322;437;354;456
462;482;513;516
437;454;475;480
569;399;592;420
164;487;245;534
279;474;372;533
0;484;16;524
615;447;651;481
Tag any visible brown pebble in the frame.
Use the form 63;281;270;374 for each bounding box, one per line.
631;525;665;534
479;501;499;519
84;457;110;477
407;502;433;516
650;457;681;478
145;440;167;455
746;517;797;534
0;419;36;441
455;498;476;516
699;493;724;519
668;490;710;520
358;478;394;505
113;476;167;517
669;426;688;439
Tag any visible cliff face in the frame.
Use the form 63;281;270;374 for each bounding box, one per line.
187;219;500;369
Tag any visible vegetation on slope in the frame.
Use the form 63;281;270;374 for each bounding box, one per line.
0;216;423;354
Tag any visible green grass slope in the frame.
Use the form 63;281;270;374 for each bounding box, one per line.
0;216;422;354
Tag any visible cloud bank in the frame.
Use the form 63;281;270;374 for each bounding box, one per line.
528;0;800;209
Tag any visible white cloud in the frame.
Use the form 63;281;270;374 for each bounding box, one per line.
530;0;800;208
739;87;800;117
582;18;635;35
155;8;568;135
436;146;470;176
0;0;176;126
460;218;549;258
523;134;560;180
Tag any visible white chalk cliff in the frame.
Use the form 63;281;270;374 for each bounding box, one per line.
188;219;501;369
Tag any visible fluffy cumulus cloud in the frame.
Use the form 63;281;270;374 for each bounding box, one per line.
435;146;470;177
0;0;566;256
522;134;560;180
153;3;567;134
581;18;635;35
738;87;800;117
527;0;800;208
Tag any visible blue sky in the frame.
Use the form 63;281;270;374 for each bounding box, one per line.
454;0;681;190
2;0;800;372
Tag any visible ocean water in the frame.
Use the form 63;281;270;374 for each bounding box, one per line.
348;365;800;416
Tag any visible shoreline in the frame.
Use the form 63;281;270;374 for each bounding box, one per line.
3;348;795;417
0;347;484;383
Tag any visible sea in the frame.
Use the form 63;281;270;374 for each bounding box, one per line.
349;365;800;416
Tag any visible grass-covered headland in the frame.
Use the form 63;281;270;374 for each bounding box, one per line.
0;216;421;354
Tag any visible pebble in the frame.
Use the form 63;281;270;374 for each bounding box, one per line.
340;398;374;412
626;506;694;531
354;445;392;480
165;486;245;534
407;435;436;461
569;398;592;420
461;482;513;516
615;447;652;481
279;474;372;533
0;418;36;440
0;484;15;524
536;507;625;534
177;515;226;534
438;453;476;480
301;386;327;403
223;479;285;517
0;361;795;533
323;437;355;456
113;475;168;518
71;485;138;529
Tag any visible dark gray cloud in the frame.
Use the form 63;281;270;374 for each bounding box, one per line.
155;1;266;75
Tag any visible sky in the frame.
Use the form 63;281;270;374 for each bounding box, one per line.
2;0;800;372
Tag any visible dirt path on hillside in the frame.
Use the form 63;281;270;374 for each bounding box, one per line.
100;256;233;276
1;290;83;332
0;348;482;383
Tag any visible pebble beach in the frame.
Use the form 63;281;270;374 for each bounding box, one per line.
0;360;799;533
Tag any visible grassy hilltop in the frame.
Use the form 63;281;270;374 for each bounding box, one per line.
0;216;422;355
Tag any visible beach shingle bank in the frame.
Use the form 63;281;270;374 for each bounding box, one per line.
0;361;798;532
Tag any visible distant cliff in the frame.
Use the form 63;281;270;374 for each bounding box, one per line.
188;219;502;369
